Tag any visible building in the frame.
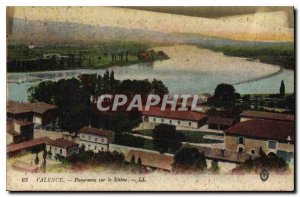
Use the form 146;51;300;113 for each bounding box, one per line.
224;119;294;162
207;116;235;131
240;110;294;122
78;126;114;153
7;101;58;127
7;119;34;144
125;150;174;171
142;107;207;129
46;138;79;159
7;137;51;157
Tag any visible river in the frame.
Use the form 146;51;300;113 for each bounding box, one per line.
7;45;294;102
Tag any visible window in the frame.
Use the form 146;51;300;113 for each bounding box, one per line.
161;119;164;123
95;138;98;142
49;146;52;151
102;138;105;143
94;146;97;150
238;136;245;145
169;120;172;124
178;121;181;125
268;140;277;150
60;149;62;154
153;118;156;122
189;122;191;126
101;147;104;151
89;136;91;140
250;149;256;155
81;135;85;139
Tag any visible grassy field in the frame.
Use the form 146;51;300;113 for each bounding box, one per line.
201;44;295;70
7;42;168;72
133;129;224;144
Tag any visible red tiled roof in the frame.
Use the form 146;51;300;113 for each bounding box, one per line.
7;137;51;153
142;106;207;121
79;126;113;137
240;111;294;122
225;119;294;142
125;150;174;171
47;138;78;149
207;116;235;126
7;101;57;115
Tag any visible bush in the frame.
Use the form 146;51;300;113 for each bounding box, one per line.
173;147;207;172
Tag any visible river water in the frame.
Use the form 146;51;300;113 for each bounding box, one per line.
7;45;294;102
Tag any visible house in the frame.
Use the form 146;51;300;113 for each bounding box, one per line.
125;150;174;171
207;116;235;131
7;101;58;127
78;126;114;153
142;107;207;129
46;138;79;159
7;137;51;157
224;119;294;162
240;110;294;122
7;119;34;144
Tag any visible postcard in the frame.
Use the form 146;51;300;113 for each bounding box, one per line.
6;6;295;191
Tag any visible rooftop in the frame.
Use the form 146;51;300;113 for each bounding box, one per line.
7;137;51;153
207;116;235;126
142;106;207;121
225;119;294;142
79;126;113;137
240;110;294;122
7;101;57;115
47;138;78;149
125;150;174;171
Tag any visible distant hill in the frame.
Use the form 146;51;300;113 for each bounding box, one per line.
8;18;292;48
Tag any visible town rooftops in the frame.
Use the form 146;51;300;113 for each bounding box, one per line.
79;126;113;137
142;107;207;121
47;138;78;149
225;119;294;142
240;110;294;122
207;116;235;126
7;101;57;115
125;150;174;171
7;137;51;153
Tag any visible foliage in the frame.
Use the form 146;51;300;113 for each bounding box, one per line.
114;134;145;148
34;153;40;165
205;44;295;70
280;80;285;98
173;147;207;172
209;160;220;173
28;70;169;134
152;124;185;153
233;148;289;173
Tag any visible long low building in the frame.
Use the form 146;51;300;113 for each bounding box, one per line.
142;107;207;129
240;110;294;122
225;119;294;162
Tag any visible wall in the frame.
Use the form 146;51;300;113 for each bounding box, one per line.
46;144;67;158
144;115;199;128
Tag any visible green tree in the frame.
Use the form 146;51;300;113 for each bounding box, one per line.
153;124;185;153
280;80;285;98
173;147;207;172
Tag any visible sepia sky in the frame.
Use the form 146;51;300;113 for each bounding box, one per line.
7;6;294;42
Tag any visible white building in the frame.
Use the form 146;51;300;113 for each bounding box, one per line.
78;126;114;153
142;107;207;129
46;138;79;159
